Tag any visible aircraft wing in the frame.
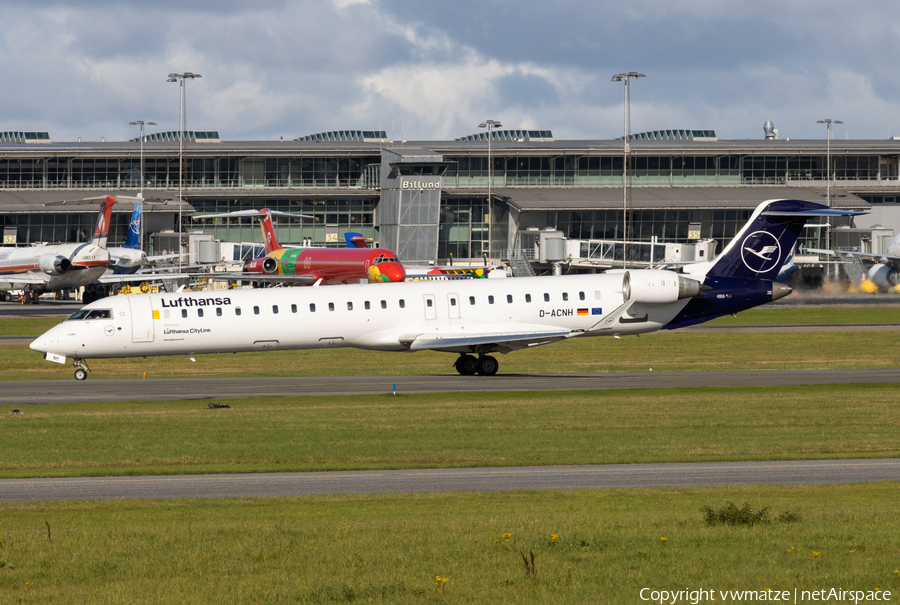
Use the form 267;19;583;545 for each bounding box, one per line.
96;273;194;283
0;273;50;286
844;252;900;269
404;329;575;354
182;271;321;285
803;247;900;269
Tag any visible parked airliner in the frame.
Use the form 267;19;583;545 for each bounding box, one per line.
193;209;406;285
31;200;860;380
0;196;114;303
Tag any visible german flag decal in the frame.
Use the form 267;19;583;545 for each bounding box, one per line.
577;308;589;316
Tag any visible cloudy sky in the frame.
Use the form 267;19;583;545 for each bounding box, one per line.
1;0;898;143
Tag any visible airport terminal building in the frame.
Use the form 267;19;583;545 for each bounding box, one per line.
1;127;897;274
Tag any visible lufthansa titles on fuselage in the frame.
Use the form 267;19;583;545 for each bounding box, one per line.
160;296;233;308
163;327;212;335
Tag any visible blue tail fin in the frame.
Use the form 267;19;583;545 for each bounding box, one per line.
706;199;861;281
124;204;141;250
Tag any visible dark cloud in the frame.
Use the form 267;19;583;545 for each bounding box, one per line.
494;71;559;110
1;1;899;142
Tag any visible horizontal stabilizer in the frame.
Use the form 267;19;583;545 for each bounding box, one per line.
761;209;865;217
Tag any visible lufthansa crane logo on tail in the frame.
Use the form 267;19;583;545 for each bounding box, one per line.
740;230;782;274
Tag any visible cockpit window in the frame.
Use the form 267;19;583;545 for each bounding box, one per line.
68;309;112;321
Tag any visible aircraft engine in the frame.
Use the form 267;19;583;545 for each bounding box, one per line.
246;257;278;274
867;263;899;290
38;253;72;276
115;250;148;269
623;270;702;304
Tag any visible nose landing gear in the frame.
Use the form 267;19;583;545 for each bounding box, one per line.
72;358;91;380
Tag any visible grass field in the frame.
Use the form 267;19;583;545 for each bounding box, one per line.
1;484;898;604
2;305;898;602
1;384;897;478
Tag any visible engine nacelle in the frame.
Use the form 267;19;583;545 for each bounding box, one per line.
867;263;899;289
38;253;72;276
115;249;148;269
246;257;278;274
623;270;702;304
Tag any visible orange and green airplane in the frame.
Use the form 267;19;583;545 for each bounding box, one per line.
194;209;406;285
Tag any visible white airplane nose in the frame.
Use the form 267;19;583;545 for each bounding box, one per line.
29;338;48;353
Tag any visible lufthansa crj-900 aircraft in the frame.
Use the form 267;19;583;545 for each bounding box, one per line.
0;196;115;303
193;209;406;285
31;200;860;380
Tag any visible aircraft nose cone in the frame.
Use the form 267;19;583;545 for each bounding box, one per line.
29;337;47;353
385;263;406;282
367;262;406;283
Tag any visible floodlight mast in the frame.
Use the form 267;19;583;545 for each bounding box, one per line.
129;120;157;251
478;119;502;261
817;118;843;280
166;72;202;268
612;72;645;269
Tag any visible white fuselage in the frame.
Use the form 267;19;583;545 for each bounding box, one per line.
0;242;110;292
31;272;696;360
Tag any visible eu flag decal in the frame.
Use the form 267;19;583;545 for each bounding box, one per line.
592;308;602;315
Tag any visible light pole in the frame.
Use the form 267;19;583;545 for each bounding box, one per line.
817;118;843;280
129;120;156;252
166;72;201;267
612;72;644;269
478;119;502;260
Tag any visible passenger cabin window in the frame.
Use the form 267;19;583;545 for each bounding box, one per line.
347;302;353;311
291;304;297;313
488;295;494;304
328;303;335;312
273;305;279;314
254;306;260;315
579;291;585;300
507;295;513;303
595;290;602;300
544;293;550;302
198;309;204;318
365;301;371;310
309;303;316;312
469;296;475;305
426;299;433;307
399;299;405;308
450;298;456;306
525;294;531;303
181;309;188;318
381;300;387;309
164;309;171;319
216;308;222;317
562;292;569;301
236;307;242;316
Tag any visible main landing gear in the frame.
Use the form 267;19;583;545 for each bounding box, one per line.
454;354;499;376
72;358;91;381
